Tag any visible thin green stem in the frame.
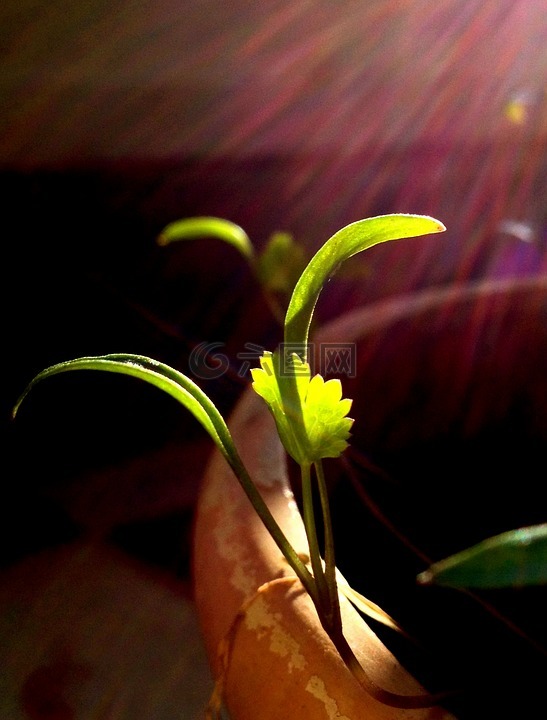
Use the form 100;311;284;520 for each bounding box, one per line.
314;459;342;634
300;462;330;612
212;429;319;608
332;628;452;708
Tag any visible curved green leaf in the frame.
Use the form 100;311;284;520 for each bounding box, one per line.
417;524;547;588
13;354;316;599
157;216;254;261
13;354;228;458
284;214;446;357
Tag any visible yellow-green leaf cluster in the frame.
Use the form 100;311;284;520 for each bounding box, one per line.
251;351;353;465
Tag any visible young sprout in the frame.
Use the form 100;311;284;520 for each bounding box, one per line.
157;216;306;323
14;214;452;709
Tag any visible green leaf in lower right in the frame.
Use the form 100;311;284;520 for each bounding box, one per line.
417;523;547;589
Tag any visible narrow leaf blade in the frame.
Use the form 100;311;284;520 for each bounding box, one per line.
417;524;547;588
13;355;317;598
157;216;254;260
336;568;403;633
13;354;230;461
284;214;446;352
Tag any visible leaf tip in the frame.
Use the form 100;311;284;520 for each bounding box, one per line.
11;396;23;420
416;569;434;585
12;382;35;420
416;215;446;235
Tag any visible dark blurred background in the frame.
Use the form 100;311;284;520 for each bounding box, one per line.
1;1;546;717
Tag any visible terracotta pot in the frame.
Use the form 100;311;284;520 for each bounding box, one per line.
193;385;455;720
193;275;546;719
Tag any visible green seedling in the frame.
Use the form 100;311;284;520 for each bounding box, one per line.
15;214;455;709
158;216;307;322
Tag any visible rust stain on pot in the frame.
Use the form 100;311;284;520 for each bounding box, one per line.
306;675;352;720
244;595;306;673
